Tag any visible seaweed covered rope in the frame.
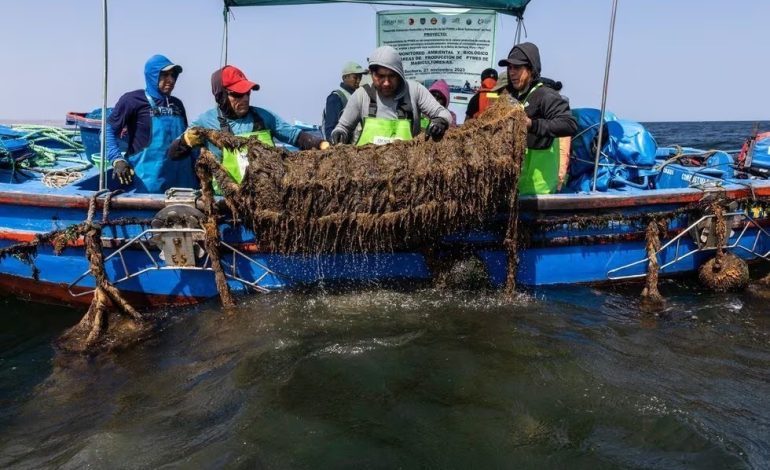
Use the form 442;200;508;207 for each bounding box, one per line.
193;98;529;286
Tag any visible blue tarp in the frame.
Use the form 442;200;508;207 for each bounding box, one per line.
567;108;658;192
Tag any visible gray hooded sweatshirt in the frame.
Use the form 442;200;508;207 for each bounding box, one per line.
333;46;453;143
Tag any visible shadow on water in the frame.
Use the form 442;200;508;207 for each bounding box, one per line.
0;280;768;469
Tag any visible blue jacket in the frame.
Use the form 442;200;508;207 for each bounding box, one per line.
106;55;187;162
191;106;303;159
322;82;356;139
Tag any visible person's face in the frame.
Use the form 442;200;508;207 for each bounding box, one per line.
372;67;400;97
507;64;532;92
227;90;251;118
158;70;178;95
430;91;447;107
342;73;363;89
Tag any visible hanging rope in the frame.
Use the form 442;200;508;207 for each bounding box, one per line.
640;218;666;309
698;202;749;292
56;191;153;354
195;155;235;309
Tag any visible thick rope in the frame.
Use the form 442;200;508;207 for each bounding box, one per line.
640;218;665;309
195;155;235;309
56;193;151;353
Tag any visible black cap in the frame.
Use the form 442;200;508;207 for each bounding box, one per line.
481;68;498;81
498;47;530;67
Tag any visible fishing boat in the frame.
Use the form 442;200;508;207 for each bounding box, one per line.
1;0;769;308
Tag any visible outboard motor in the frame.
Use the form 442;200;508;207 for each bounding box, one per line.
150;188;205;267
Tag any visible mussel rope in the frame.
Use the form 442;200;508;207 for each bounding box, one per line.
641;218;665;306
712;203;727;267
195;153;235;309
57;191;148;352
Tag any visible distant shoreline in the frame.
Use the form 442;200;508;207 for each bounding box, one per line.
0;119;66;127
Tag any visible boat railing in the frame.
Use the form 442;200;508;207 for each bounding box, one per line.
67;227;279;296
607;210;770;281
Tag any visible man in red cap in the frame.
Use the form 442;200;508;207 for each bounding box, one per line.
169;65;327;184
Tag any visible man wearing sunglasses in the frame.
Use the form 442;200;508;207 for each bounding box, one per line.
169;65;327;184
105;54;196;193
330;46;453;146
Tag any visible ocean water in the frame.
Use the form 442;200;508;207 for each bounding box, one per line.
1;121;769;469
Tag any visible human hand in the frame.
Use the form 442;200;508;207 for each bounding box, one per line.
182;128;205;147
330;129;348;145
112;160;134;185
424;119;448;141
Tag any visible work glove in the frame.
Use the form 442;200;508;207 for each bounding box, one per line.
425;118;448;142
296;131;328;151
330;128;348;146
182;128;205;148
112;159;134;186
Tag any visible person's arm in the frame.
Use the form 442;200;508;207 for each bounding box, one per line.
530;91;577;138
106;96;128;163
104;124;122;162
465;93;480;120
322;93;343;139
257;107;302;146
167;132;195;160
331;88;365;143
256;107;326;150
167;110;203;160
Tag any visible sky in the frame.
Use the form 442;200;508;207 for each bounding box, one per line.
1;0;768;123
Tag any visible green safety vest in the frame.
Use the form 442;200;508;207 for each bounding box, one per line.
420;117;430;130
518;83;561;195
217;130;273;194
356;84;415;146
357;117;413;146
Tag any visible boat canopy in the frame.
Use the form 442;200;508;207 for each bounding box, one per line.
223;0;531;17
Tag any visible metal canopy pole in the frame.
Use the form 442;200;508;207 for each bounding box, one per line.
223;6;230;66
98;0;109;190
514;14;524;44
590;0;619;192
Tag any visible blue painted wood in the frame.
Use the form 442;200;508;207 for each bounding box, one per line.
2;158;770;305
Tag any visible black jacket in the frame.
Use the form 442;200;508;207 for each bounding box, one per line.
510;82;576;149
504;42;577;149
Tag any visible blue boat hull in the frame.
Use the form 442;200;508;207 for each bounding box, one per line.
2;164;770;307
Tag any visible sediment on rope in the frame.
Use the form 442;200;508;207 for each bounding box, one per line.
640;218;666;310
56;192;154;354
195;158;236;309
698;202;749;292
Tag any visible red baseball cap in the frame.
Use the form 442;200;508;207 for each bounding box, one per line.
221;65;260;93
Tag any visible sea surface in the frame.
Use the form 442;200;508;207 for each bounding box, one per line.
1;121;769;469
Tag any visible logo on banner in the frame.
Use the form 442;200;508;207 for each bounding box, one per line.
466;18;472;25
408;18;414;25
442;17;447;24
430;17;437;25
420;18;426;25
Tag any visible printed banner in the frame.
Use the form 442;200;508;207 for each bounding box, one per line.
376;8;497;96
